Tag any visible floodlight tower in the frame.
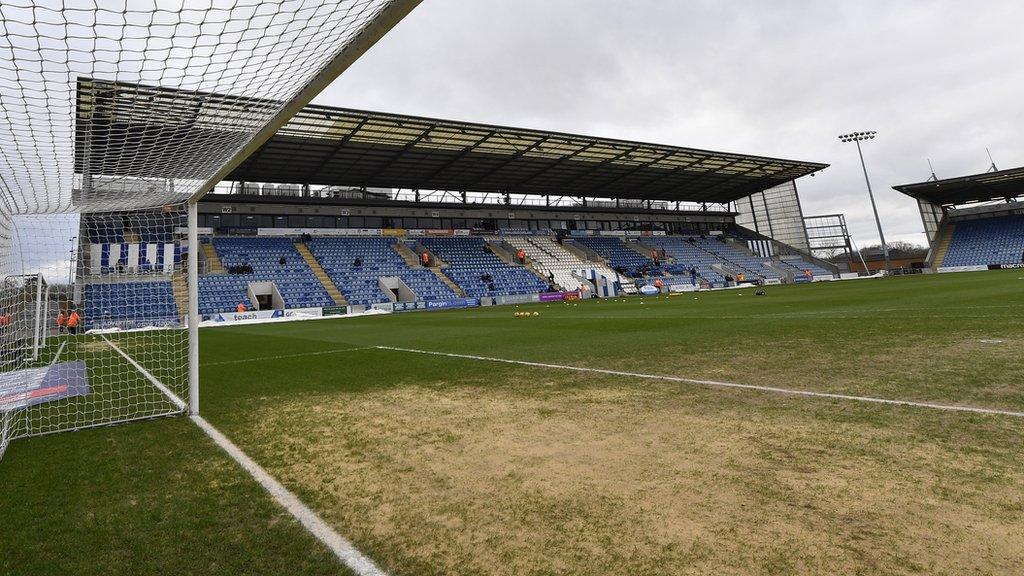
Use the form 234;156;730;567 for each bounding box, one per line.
838;131;890;272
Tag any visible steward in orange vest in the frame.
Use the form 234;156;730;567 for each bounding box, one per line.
67;310;81;334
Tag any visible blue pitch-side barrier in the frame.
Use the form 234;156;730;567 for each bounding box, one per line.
379;298;481;312
425;298;480;310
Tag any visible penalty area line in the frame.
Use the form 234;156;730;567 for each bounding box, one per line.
375;345;1024;419
107;337;389;576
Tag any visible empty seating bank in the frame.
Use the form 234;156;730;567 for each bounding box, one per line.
419;237;549;298
81;231;839;326
942;215;1024;267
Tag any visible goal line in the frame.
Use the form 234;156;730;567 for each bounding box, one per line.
109;336;388;576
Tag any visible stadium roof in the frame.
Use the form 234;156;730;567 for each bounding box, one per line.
75;78;827;204
893;166;1024;206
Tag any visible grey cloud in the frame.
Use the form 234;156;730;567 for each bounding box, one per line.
315;0;1024;246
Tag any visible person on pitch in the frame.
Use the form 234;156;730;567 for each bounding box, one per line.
67;309;81;335
56;310;67;334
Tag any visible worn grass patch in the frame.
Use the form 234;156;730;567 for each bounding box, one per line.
228;364;1024;576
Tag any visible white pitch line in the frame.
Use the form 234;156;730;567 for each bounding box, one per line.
201;346;373;367
190;414;388;576
376;346;1024;419
49;340;67;366
102;335;187;412
108;337;387;575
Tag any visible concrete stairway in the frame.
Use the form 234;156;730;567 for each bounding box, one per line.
930;222;955;268
200;242;224;274
393;240;465;296
171;271;188;322
431;268;466;297
393;241;422;267
294;242;348;306
626;239;658;259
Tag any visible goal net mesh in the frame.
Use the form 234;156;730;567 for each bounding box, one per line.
0;0;407;458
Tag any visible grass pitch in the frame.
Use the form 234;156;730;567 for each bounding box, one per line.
3;270;1024;575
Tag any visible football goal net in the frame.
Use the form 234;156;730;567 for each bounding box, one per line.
0;0;420;460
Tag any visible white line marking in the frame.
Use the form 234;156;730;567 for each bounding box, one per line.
106;337;386;575
102;335;187;412
201;346;373;367
191;414;388;576
376;346;1024;419
49;340;67;366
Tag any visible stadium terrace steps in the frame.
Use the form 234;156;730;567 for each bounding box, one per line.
626;239;659;260
307;237;458;307
398;240;467;296
411;242;449;268
393;242;423;268
200;242;224;274
930;222;955;268
419;237;549;298
295;242;347;306
429;267;466;296
171;271;188;322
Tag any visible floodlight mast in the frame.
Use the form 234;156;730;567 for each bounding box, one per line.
838;131;891;272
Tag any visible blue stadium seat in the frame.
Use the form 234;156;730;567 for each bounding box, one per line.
419;237;549;298
574;237;659;277
198;237;333;315
84;281;179;329
944;215;1024;267
307;237;457;306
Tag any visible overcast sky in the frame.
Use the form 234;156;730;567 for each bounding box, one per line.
312;0;1024;247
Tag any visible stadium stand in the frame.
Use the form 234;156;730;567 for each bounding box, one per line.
503;235;621;291
306;237;457;306
691;237;782;281
419;237;549;297
198;237;333;315
776;257;833;278
644;237;727;285
83;281;179;329
84;213;176;244
942;215;1024;267
574;236;660;277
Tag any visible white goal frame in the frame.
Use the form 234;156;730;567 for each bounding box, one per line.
0;0;423;458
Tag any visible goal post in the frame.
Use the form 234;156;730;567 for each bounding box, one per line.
0;0;421;459
188;201;200;416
